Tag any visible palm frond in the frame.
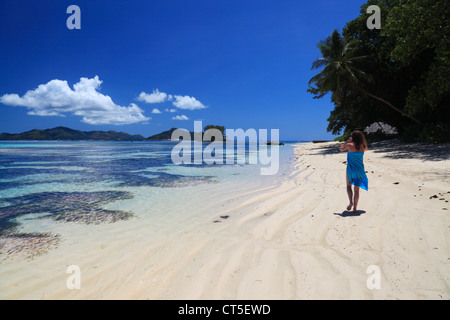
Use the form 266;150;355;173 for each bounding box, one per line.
311;58;330;70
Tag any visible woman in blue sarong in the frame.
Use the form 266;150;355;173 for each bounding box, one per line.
339;130;368;212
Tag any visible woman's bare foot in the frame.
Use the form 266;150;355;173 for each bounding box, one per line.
347;203;353;211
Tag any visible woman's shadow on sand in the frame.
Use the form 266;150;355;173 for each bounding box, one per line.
334;210;366;217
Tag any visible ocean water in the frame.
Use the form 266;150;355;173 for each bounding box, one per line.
0;140;297;250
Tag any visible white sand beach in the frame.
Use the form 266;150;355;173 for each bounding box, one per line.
1;141;449;299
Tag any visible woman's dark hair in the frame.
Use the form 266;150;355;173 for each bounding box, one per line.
351;130;367;151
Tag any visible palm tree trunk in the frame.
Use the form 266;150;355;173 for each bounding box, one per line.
356;86;422;125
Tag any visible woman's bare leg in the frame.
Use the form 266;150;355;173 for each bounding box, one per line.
346;173;353;210
353;186;360;212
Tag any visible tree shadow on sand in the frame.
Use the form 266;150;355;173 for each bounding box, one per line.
369;140;450;161
310;140;450;161
309;143;342;156
334;210;366;217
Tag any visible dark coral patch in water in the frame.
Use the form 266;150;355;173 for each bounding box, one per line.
0;191;134;236
0;191;134;259
114;171;217;187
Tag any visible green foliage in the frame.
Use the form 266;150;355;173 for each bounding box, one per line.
417;123;450;144
203;125;226;141
308;30;373;104
333;130;351;142
401;123;450;143
383;0;450;123
204;125;225;135
308;0;450;142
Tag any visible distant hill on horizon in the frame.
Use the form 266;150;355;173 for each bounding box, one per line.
146;127;200;141
0;125;267;142
147;128;181;140
0;126;146;141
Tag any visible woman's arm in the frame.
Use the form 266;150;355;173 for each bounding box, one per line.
339;137;352;152
339;143;351;152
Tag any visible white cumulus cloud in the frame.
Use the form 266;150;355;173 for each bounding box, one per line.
0;76;149;125
138;89;207;111
137;89;172;104
172;115;189;120
172;95;206;110
151;108;162;114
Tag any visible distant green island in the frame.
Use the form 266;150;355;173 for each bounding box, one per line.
0;127;146;141
0;126;225;141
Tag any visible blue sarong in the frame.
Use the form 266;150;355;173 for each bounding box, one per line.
347;151;368;191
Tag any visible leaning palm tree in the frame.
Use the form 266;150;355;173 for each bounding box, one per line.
308;30;421;124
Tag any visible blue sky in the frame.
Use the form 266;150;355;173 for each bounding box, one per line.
0;0;367;141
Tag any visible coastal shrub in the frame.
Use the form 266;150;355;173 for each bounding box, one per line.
333;130;351;142
399;123;450;143
417;123;450;144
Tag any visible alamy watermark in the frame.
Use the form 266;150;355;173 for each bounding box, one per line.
66;265;81;290
67;4;380;31
366;265;381;290
170;121;280;176
66;5;81;30
65;263;382;292
366;5;381;30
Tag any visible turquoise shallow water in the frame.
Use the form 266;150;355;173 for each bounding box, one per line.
0;141;296;239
